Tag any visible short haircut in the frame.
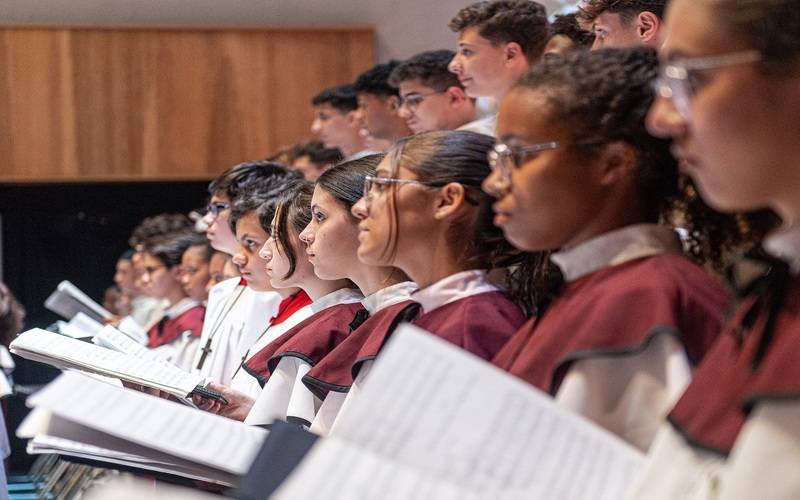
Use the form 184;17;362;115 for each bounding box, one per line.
311;84;358;112
208;160;294;201
549;13;596;47
186;240;214;263
388;50;462;91
577;0;667;24
129;213;194;249
291;141;343;167
227;168;302;233
119;248;136;261
146;230;206;269
353;61;401;98
449;0;550;62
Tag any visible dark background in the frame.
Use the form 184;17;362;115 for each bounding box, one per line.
0;180;209;472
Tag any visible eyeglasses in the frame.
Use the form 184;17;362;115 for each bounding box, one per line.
487;142;560;190
362;175;431;206
398;91;445;110
205;201;230;218
653;50;762;120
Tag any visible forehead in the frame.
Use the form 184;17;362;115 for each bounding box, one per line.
235;211;264;236
314;103;346;116
497;88;558;140
358;92;386;105
662;0;734;58
141;252;161;265
593;11;630;28
210;191;231;203
398;79;437;95
458;27;495;47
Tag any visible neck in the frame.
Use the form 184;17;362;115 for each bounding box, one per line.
564;195;652;250
339;134;365;158
277;286;302;299
397;229;473;288
163;286;188;308
349;266;405;296
449;106;480;130
301;278;353;302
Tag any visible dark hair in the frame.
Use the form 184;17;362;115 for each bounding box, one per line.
228;168;301;233
317;154;385;212
386;130;541;314
549;13;596;47
208;160;294;201
515;47;763;282
291;141;343;168
710;0;800;75
129;213;194;249
353;61;401;98
119;248;136;261
449;0;550;62
146;230;206;269
577;0;667;24
388;50;462;91
311;84;359;112
185;240;214;263
0;282;25;346
264;181;315;280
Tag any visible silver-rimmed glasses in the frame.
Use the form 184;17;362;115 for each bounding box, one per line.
363;175;432;207
653;50;762;120
487;141;560;190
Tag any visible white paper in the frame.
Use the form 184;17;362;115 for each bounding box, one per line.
275;324;644;500
26;372;268;477
44;280;111;322
56;280;112;320
117;316;150;345
10;328;202;398
92;325;162;361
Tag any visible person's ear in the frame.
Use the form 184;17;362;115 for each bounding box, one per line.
433;182;467;220
386;95;401;112
345;110;360;127
445;86;468;108
597;142;638;186
503;42;525;67
637;11;661;44
169;265;183;281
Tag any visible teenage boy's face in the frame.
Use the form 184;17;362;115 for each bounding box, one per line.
397;79;453;134
203;192;237;255
590;12;642;49
449;27;512;99
231;212;272;292
356;92;400;141
310;103;355;151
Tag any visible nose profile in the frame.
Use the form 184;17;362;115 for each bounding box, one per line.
646;95;687;139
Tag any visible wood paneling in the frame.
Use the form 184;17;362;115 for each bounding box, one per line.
0;26;374;182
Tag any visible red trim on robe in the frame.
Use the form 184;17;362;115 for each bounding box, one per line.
243;302;365;385
352;291;524;380
239;277;248;286
271;291;313;326
146;304;206;348
302;300;415;399
669;274;800;455
493;254;727;396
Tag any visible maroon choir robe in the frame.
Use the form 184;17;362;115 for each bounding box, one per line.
493;254;727;450
146;303;205;348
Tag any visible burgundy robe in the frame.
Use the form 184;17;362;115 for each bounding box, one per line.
242;302;366;387
352;291;524;378
146;304;205;348
493;254;727;396
302;300;416;400
668;267;800;456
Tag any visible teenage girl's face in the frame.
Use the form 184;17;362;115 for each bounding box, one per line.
180;246;210;302
260;212;318;290
351;156;436;268
231;212;271;292
300;185;361;280
203;192;238;254
486;87;609;251
647;0;800;217
139;252;181;299
205;253;229;294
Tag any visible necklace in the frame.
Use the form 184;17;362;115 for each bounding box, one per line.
195;285;247;370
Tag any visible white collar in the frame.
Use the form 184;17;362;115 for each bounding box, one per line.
412;270;499;314
550;224;682;282
310;287;364;313
164;297;201;319
764;224;800;273
361;281;418;314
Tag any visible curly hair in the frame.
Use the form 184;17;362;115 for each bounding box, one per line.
577;0;667;24
708;0;800;75
128;213;194;249
311;84;358;112
353;61;401;97
449;0;550;62
549;13;596;47
388;50;462;91
515;47;767;284
386;130;544;315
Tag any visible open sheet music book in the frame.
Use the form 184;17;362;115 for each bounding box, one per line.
92;325;164;362
18;372;268;486
273;324;644;500
45;280;112;323
10;328;202;400
57;312;105;339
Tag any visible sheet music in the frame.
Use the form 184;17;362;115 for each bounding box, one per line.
57;280;112;320
275;324;644;500
44;281;111;322
93;326;163;361
10;328;202;397
28;372;267;476
58;312;105;339
117;316;150;345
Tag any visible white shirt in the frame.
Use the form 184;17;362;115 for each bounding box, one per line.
149;298;204;371
457;114;496;137
412;269;498;315
244;288;364;426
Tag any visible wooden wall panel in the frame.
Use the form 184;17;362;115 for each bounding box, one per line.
0;26;374;182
